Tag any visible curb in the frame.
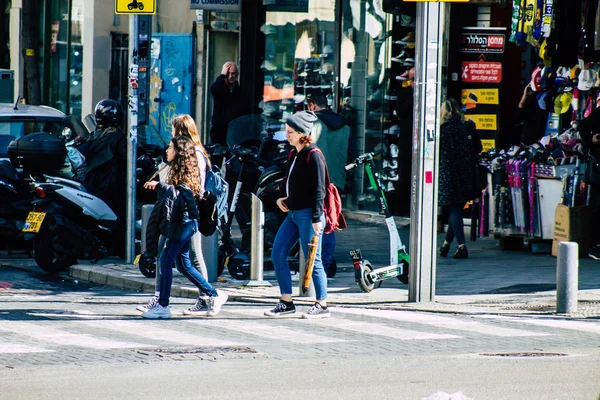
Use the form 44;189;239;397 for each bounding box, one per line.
343;210;411;227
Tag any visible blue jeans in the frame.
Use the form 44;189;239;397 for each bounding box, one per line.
444;203;466;246
158;220;217;307
321;231;335;275
271;209;327;300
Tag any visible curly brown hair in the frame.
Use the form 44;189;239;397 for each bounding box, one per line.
298;134;313;145
167;136;201;196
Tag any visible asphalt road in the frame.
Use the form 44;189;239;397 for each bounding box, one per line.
1;258;600;399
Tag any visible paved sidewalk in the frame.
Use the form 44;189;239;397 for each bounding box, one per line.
70;212;600;318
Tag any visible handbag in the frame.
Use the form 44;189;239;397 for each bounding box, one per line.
585;153;600;185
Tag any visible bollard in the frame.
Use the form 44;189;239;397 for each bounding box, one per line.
140;204;154;253
245;194;271;287
556;241;578;314
201;233;219;283
299;245;316;297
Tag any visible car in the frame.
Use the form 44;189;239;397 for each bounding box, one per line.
0;102;89;160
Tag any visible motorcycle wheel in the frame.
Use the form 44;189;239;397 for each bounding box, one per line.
227;252;251;281
326;258;337;278
139;3;144;10
128;4;133;10
357;260;375;293
138;256;156;278
33;225;75;273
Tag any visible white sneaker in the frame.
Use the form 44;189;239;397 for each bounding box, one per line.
142;304;171;319
136;296;158;313
291;271;300;281
183;297;210;316
207;290;228;316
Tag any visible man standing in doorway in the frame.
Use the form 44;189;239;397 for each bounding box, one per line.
307;91;351;278
209;62;248;146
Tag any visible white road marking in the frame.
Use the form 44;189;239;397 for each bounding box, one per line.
0;343;53;354
0;321;152;350
334;308;552;337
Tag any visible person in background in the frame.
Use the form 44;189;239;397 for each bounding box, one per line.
137;115;214;315
141;136;227;319
575;107;600;260
209;62;248;146
264;111;330;319
438;98;482;259
307;91;350;278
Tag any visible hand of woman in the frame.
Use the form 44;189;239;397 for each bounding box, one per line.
144;181;159;190
276;197;289;213
312;221;322;236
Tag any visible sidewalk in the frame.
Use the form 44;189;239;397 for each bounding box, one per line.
70;212;600;318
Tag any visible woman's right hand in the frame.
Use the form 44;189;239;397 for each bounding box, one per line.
144;181;159;190
276;197;289;213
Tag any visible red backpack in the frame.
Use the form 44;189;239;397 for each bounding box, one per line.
287;148;347;234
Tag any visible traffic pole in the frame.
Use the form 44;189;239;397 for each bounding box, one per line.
408;3;450;302
126;15;139;263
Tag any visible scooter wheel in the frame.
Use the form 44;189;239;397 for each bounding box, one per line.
397;262;409;284
138;254;156;278
357;260;375;293
227;252;251;281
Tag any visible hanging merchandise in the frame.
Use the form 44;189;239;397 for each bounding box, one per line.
542;0;553;38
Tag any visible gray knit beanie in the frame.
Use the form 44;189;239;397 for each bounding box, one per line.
286;111;318;135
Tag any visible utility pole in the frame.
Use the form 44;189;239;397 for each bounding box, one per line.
408;3;450;302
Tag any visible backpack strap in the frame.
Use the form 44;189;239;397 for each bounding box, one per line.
306;147;331;186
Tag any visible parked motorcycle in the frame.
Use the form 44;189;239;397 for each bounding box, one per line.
0;160;35;252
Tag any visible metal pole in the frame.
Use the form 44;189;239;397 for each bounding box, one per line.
245;194;271;286
408;3;450;303
126;16;139;263
556;241;578;314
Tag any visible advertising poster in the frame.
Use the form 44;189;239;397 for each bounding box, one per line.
459;27;506;151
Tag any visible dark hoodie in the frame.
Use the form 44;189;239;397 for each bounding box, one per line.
312;110;351;189
315;109;347;130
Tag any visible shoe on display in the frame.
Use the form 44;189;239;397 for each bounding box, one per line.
183;297;210;316
453;245;468;259
588;245;600;260
264;301;297;317
141;304;172;319
302;303;331;319
401;14;416;27
207;290;228;316
398;32;415;44
440;242;450;257
391;50;408;63
136;296;158;313
396;70;411;81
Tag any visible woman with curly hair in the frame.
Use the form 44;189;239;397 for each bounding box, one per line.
264;111;330;319
142;135;227;319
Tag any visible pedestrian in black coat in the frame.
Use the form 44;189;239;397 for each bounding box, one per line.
438;98;482;259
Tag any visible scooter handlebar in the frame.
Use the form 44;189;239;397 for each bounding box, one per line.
345;149;384;170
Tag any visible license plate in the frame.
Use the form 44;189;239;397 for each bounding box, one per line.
22;212;47;233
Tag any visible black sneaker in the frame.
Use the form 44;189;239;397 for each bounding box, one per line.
453;245;468;259
439;243;450;257
302;303;331;319
589;245;600;261
264;301;296;318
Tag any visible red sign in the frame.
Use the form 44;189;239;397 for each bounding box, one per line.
461;61;502;83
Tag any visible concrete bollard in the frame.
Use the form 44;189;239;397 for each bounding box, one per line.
244;194;271;287
140;204;154;253
556;241;578;314
201;233;219;283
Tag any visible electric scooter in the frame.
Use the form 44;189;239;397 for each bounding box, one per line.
345;149;409;292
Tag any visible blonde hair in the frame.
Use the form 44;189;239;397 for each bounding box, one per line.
171;114;211;169
441;98;464;124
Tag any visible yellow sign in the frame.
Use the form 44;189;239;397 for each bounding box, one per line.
464;114;497;130
22;212;46;233
481;139;495;152
25;49;35;56
115;0;156;14
461;89;499;109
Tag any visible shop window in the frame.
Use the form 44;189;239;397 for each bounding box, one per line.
261;0;336;131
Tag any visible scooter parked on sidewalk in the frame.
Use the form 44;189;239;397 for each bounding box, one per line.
345;149;409;292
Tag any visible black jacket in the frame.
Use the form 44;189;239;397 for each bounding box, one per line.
438;117;482;206
210;75;248;130
145;183;200;257
284;144;326;222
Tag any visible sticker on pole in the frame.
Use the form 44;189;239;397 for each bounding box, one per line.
115;0;156;14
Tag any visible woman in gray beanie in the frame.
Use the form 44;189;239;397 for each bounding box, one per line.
264;111;330;319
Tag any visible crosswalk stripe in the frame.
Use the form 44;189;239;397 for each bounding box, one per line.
79;320;244;347
0;321;151;350
0;343;52;354
488;317;600;335
305;318;460;340
188;319;345;343
334;308;551;337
